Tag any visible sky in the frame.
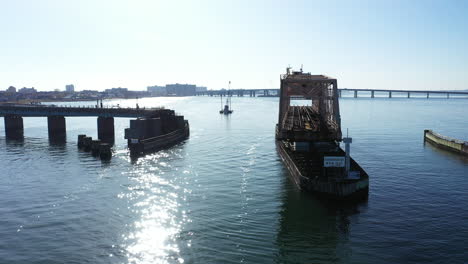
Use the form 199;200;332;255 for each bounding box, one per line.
1;0;467;91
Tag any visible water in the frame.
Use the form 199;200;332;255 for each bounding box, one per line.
0;97;467;263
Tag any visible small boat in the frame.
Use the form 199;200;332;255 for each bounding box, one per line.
219;81;233;115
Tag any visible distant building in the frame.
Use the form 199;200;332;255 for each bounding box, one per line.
6;86;16;93
104;87;129;98
65;84;75;93
18;87;37;93
166;83;196;96
105;87;128;93
147;85;167;96
147;83;206;96
195;86;207;92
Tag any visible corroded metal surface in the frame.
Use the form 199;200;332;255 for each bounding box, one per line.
277;70;341;142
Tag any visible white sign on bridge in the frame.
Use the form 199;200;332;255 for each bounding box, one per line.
324;156;345;167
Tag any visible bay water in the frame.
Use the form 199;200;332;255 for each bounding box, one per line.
0;96;467;263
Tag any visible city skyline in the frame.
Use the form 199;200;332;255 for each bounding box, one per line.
1;0;467;91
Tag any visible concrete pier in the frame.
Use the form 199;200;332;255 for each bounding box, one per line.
47;116;66;139
371;91;374;98
407;92;410;98
97;117;115;143
4;115;24;139
354;90;357;98
389;91;392;98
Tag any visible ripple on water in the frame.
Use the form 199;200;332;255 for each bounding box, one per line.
0;97;467;263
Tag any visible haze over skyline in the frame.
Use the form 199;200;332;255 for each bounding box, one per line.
1;0;467;91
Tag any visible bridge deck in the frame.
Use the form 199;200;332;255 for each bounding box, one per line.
0;105;172;118
282;106;340;139
197;88;468;95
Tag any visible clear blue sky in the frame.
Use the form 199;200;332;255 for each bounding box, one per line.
1;0;467;91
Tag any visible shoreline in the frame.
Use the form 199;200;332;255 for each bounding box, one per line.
0;96;156;105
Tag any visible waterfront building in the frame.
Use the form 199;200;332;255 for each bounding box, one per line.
147;85;167;96
196;86;207;92
65;84;75;93
6;86;16;93
18;87;37;93
166;83;196;96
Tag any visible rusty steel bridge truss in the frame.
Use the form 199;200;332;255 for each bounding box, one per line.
277;69;342;142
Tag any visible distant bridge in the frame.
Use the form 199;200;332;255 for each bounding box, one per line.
340;88;468;98
196;88;468;98
0;105;173;141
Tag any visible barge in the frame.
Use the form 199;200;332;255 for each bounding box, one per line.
276;68;369;200
125;111;189;156
424;129;468;156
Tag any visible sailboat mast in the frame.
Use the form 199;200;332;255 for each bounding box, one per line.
229;81;232;110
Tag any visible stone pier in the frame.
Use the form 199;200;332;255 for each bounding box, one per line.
47;116;66;139
97;117;115;143
4;115;24;139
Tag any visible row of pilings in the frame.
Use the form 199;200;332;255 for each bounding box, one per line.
2;115;115;142
77;135;112;160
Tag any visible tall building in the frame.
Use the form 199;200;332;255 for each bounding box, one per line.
166;83;196;96
196;86;207;92
65;84;75;93
147;83;206;96
147;85;166;96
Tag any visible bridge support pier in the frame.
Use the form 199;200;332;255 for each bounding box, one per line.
97;117;115;143
339;90;342;98
371;91;374;98
48;116;66;140
389;91;392;98
447;93;449;99
354;90;357;98
4;115;24;139
427;92;429;99
407;92;410;98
